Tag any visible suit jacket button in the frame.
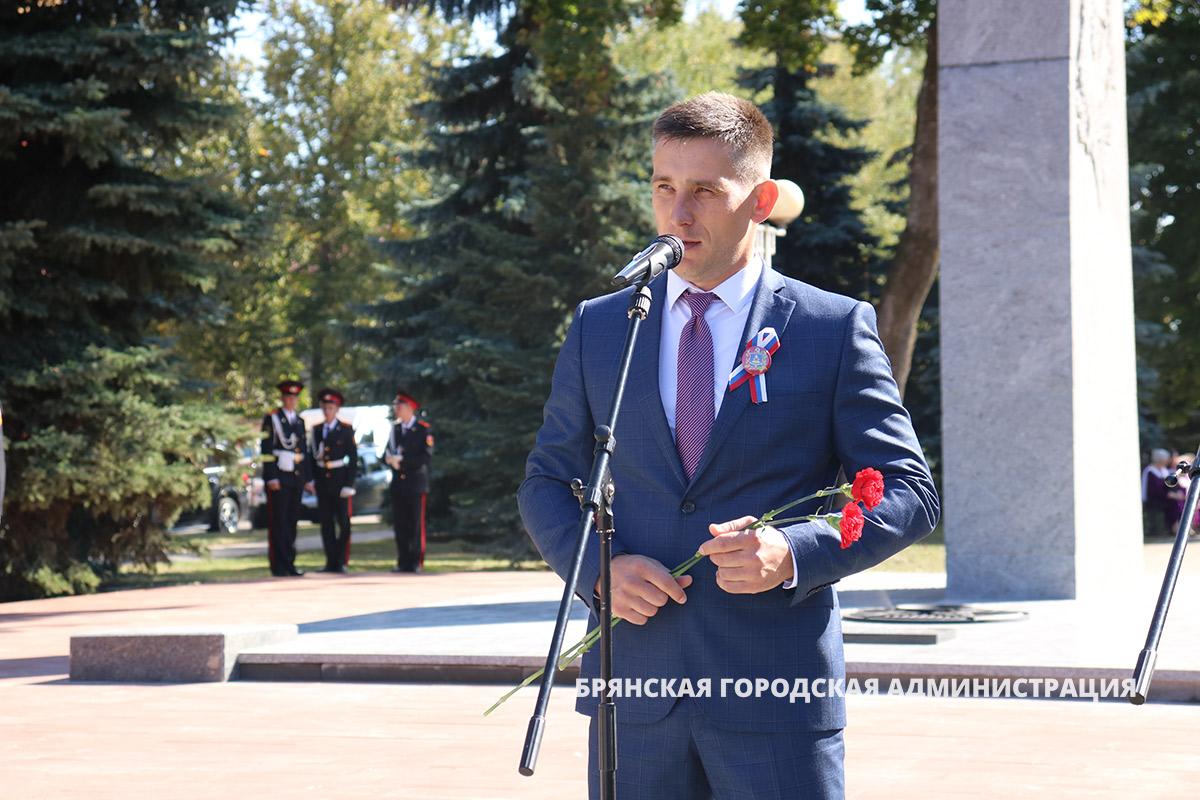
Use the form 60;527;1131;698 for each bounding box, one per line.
681;501;695;514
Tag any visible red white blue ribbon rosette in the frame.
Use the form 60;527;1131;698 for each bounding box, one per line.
728;327;780;403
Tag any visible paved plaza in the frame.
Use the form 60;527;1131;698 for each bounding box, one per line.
2;539;1199;798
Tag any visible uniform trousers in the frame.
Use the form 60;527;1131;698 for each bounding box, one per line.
316;492;351;569
391;489;426;571
267;483;303;574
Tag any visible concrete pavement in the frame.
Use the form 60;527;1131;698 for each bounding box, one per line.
3;540;1200;798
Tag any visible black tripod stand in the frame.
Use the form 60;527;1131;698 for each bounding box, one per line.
1131;445;1199;704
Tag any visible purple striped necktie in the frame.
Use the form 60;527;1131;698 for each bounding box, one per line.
676;291;716;480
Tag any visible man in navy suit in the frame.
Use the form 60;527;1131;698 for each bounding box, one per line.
518;92;939;798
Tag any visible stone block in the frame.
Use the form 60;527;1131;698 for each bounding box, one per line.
938;0;1140;600
939;0;1070;66
939;59;1070;232
70;624;297;683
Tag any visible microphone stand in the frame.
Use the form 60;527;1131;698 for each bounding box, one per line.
519;280;655;799
1131;445;1199;704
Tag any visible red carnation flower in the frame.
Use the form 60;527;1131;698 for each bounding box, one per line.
839;502;864;549
851;468;885;510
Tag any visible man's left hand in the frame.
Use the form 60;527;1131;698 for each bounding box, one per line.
698;516;794;594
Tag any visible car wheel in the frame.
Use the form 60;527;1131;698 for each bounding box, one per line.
214;495;241;534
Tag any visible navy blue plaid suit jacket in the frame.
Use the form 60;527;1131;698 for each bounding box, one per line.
518;266;939;733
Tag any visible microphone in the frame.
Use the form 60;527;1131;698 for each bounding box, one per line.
610;234;684;288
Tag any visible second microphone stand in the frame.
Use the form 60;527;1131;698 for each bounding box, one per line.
519;281;655;799
1131;445;1200;704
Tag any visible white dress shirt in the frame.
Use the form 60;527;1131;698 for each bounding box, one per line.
658;258;762;435
657;258;799;588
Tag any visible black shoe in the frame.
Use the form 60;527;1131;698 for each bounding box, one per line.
390;565;407;573
287;568;305;577
317;566;338;573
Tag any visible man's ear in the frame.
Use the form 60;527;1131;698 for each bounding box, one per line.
750;179;780;224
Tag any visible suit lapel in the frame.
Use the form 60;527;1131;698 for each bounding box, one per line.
626;276;686;485
689;267;796;484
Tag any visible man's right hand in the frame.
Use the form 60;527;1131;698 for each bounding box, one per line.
597;554;693;625
267;479;281;491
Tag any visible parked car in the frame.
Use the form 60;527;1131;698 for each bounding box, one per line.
176;444;253;534
249;405;393;528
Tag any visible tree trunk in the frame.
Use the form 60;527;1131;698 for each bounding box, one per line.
876;18;940;399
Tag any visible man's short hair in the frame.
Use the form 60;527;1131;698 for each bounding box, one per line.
652;92;774;184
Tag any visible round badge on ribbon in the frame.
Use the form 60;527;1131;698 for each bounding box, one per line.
728;327;780;403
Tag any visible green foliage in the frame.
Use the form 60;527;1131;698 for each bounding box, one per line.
612;4;769;100
0;0;255;599
811;42;922;253
842;0;935;74
0;346;250;601
1128;0;1175;32
738;4;885;301
737;0;839;71
356;2;676;548
165;0;474;408
1127;0;1200;451
155;52;302;413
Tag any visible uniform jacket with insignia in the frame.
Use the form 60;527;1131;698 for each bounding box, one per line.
385;418;433;496
261;408;312;487
310;419;358;494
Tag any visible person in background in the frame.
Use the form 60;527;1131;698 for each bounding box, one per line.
1169;451;1198;536
261;380;313;577
384;389;433;573
1142;448;1177;538
311;388;357;573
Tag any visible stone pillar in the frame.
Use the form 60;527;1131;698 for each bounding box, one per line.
939;0;1142;600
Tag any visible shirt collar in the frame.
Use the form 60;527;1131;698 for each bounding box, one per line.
666;257;762;315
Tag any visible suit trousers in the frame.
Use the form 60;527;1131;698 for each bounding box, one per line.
267;484;302;574
316;492;351;568
587;698;844;800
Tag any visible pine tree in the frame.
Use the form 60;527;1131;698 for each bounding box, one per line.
1127;1;1200;451
356;1;680;549
737;0;885;300
0;0;255;599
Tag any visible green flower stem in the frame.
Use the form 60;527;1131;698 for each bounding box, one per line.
757;483;850;524
750;511;843;530
484;493;852;716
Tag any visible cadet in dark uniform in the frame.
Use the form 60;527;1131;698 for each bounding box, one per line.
261;379;313;577
384;389;433;573
311;388;358;573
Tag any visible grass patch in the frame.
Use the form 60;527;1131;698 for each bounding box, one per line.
866;523;945;573
106;518;947;592
106;527;550;591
